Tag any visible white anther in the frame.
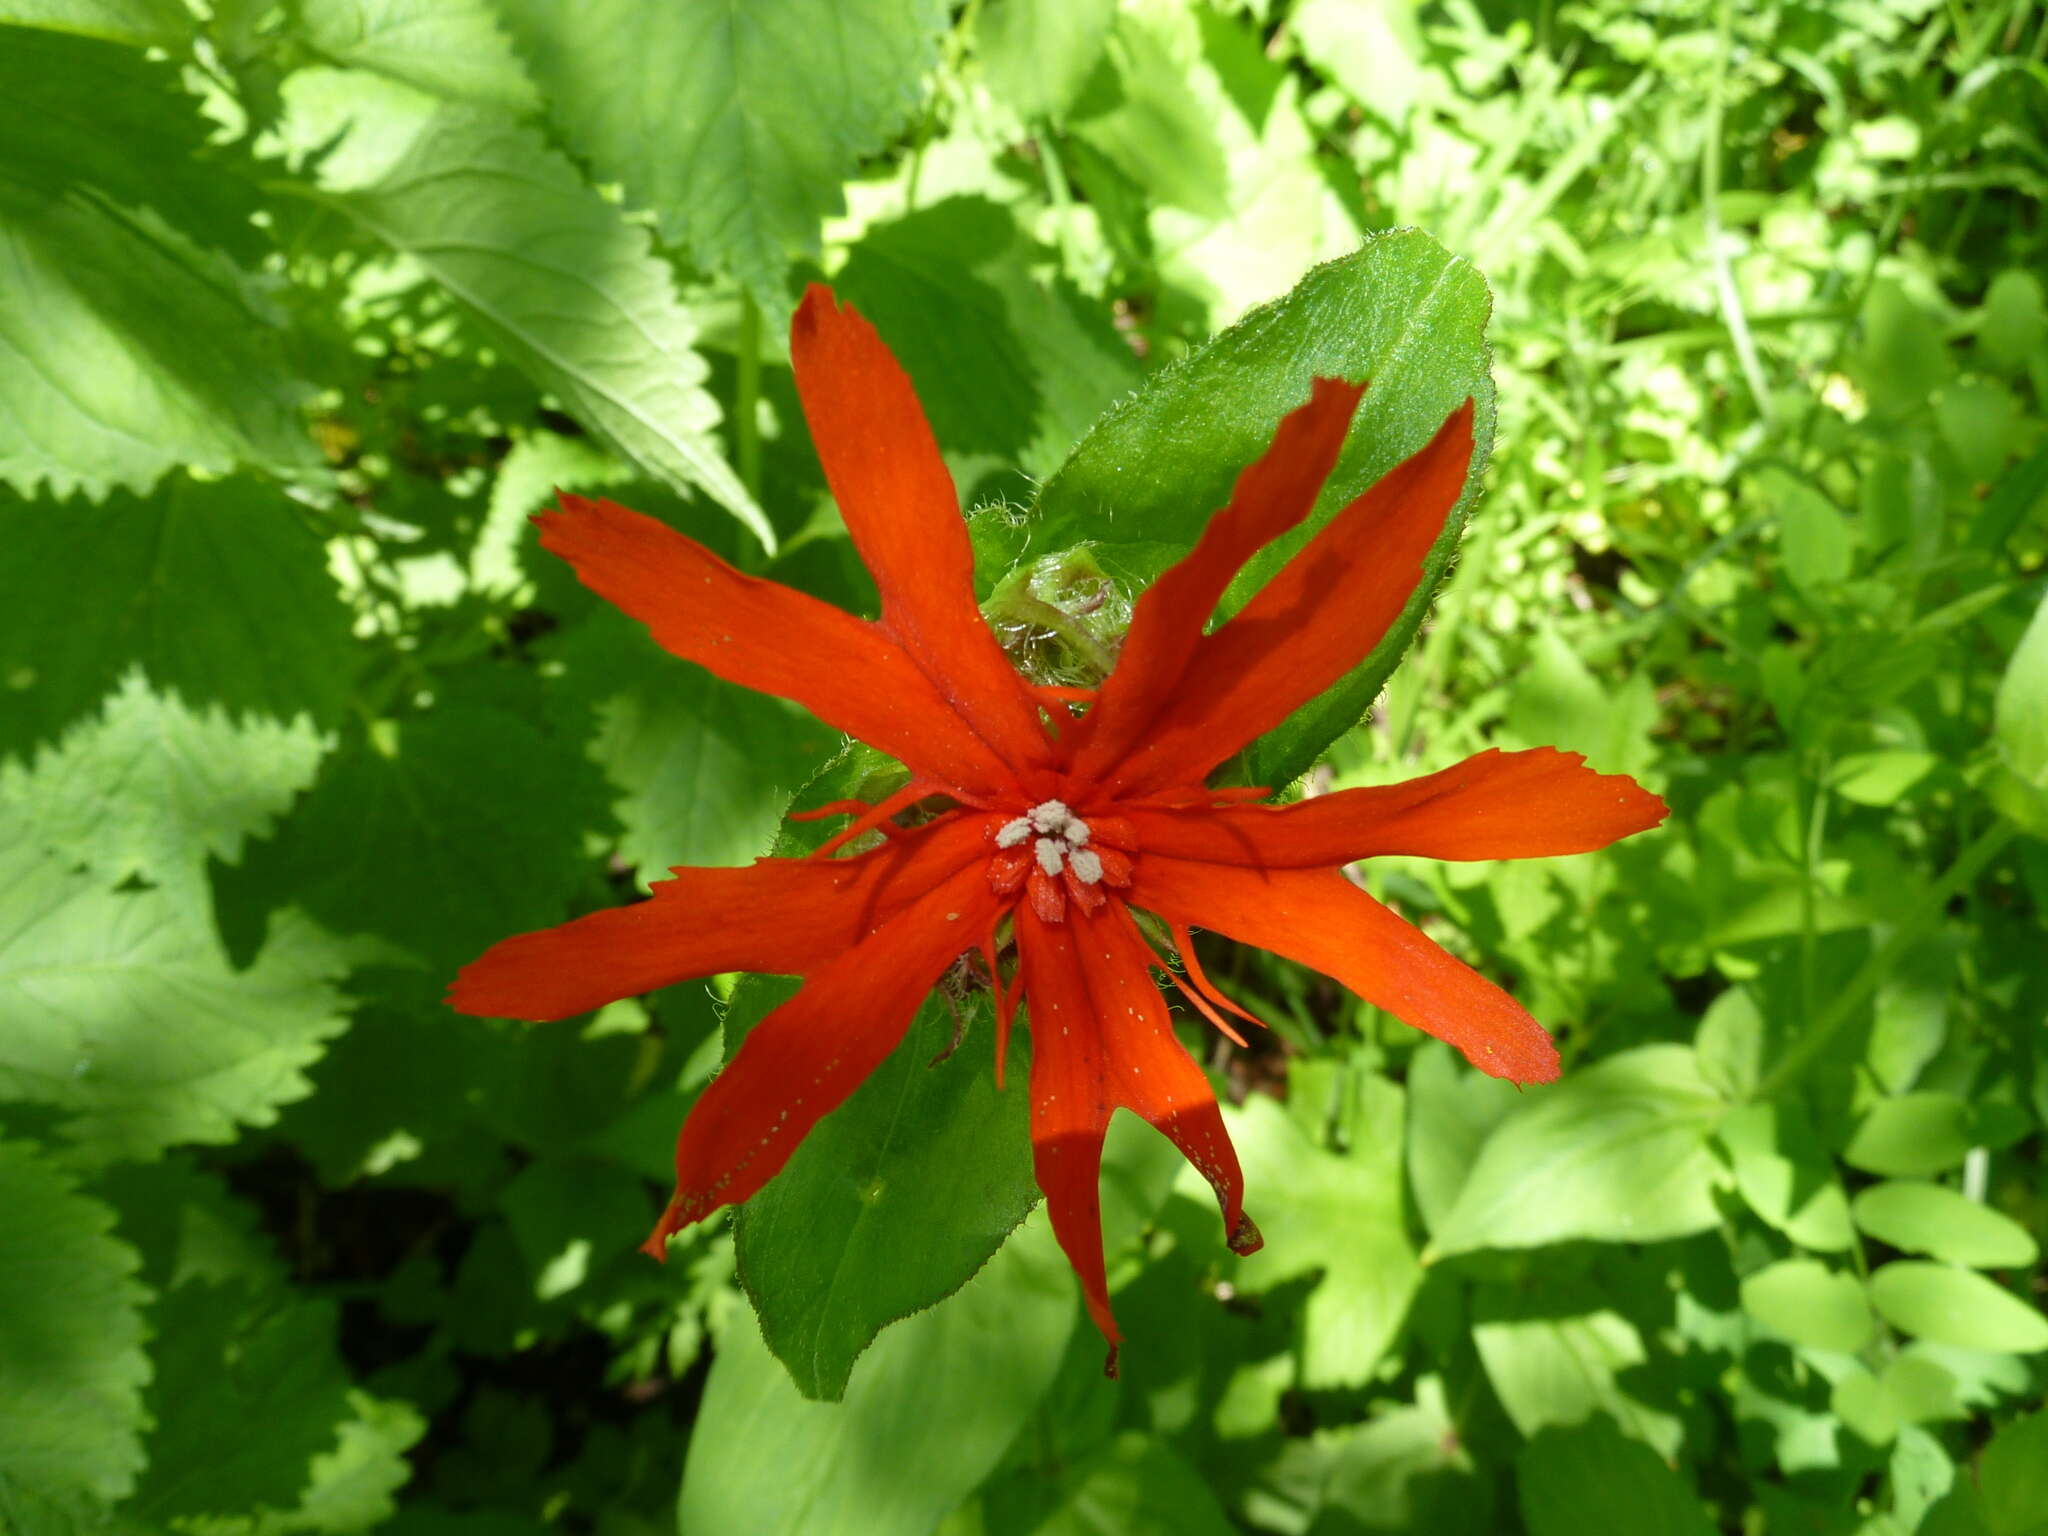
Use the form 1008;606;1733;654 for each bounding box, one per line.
1065;820;1089;847
995;816;1032;848
1068;848;1103;885
1028;799;1072;834
1035;838;1065;876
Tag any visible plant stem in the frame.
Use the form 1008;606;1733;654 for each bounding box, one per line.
1753;820;2017;1101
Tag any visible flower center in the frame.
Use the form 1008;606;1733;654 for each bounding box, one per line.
995;799;1103;884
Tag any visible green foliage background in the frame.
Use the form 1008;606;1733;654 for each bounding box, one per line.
2;0;2046;1533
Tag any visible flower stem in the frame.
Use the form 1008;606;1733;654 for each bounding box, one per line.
1752;820;2016;1102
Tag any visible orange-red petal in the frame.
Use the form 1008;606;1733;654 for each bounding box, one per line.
1070;378;1364;779
449;815;988;1021
1124;748;1668;867
535;494;1019;800
1102;401;1476;796
1133;855;1559;1084
791;286;1053;777
1016;900;1249;1364
643;854;1004;1255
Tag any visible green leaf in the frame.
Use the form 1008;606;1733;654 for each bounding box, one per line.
975;0;1116;124
1016;1433;1237;1536
733;980;1038;1402
0;0;189;46
1758;465;1854;592
0;33;317;498
1852;1182;2039;1269
0;673;326;897
1290;0;1428;126
1068;4;1233;220
1843;1092;1973;1177
1832;1355;1965;1445
1011;231;1494;787
680;1210;1074;1535
495;0;948;299
1221;1083;1420;1387
247;1392;427;1536
293;0;538;109
1405;1039;1523;1236
304;89;771;548
1740;1259;1875;1354
227;703;607;979
0;814;352;1164
1516;1419;1717;1536
832;196;1142;482
0;476;359;760
1473;1292;1681;1458
0;1141;150;1502
1980;1410;2048;1536
1429;1045;1728;1258
1715;1102;1854;1252
1869;1263;2048;1354
1993;588;2048;825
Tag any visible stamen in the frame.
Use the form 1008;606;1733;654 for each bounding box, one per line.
1068;848;1103;884
1028;799;1072;834
1034;837;1065;876
995;816;1032;848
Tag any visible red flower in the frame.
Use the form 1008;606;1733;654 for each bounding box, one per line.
450;286;1667;1371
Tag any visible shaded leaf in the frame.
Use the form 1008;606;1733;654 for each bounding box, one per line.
1517;1419;1716;1536
976;0;1116;124
0;476;358;760
0;1140;150;1502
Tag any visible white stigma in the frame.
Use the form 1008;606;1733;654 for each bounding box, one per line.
1005;799;1099;882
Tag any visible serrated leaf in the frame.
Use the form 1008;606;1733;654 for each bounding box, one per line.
0;477;358;760
681;1210;1073;1536
0;193;317;500
0;814;351;1163
0;672;326;896
1852;1182;2039;1269
227;703;608;978
975;0;1115;124
1869;1263;2048;1354
495;0;948;299
293;0;537;109
0;0;189;46
1218;1084;1419;1387
304;91;770;548
1002;231;1495;788
1429;1045;1729;1258
0;1140;151;1502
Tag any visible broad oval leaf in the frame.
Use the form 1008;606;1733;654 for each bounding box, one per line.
1739;1259;1876;1354
1852;1182;2039;1270
1428;1044;1729;1258
996;229;1496;787
1868;1263;2048;1354
682;1210;1074;1535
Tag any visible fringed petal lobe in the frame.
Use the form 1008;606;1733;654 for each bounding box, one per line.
450;815;988;1022
1103;401;1476;796
642;856;1004;1256
1016;900;1250;1367
791;286;1052;777
536;494;1019;799
1134;855;1560;1084
1125;748;1668;868
1071;378;1365;778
